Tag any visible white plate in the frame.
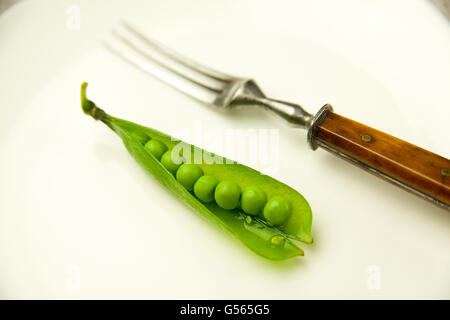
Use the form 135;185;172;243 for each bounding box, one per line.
0;0;449;299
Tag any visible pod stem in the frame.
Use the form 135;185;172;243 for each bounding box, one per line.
80;82;107;122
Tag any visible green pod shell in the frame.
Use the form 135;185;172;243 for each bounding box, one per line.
81;83;312;261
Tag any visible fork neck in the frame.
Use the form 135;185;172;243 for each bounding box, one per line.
248;96;314;129
230;79;313;129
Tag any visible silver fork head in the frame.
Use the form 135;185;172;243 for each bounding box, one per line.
105;22;314;129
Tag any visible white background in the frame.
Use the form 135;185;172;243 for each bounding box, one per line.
0;0;449;299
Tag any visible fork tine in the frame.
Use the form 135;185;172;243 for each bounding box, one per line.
120;21;237;83
103;40;218;105
111;29;223;93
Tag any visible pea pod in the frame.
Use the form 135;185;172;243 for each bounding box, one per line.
81;83;313;261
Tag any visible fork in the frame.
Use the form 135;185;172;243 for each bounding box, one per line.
105;22;450;210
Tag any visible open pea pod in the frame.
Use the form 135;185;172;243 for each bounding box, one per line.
81;83;313;261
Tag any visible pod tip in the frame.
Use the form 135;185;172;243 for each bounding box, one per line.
80;82;93;113
80;82;107;121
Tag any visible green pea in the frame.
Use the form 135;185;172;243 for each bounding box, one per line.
241;186;267;216
131;131;150;145
263;196;292;226
270;235;285;246
160;150;182;175
144;139;168;160
176;164;204;191
193;175;219;203
214;181;241;210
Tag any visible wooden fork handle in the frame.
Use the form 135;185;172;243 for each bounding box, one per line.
311;111;450;209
